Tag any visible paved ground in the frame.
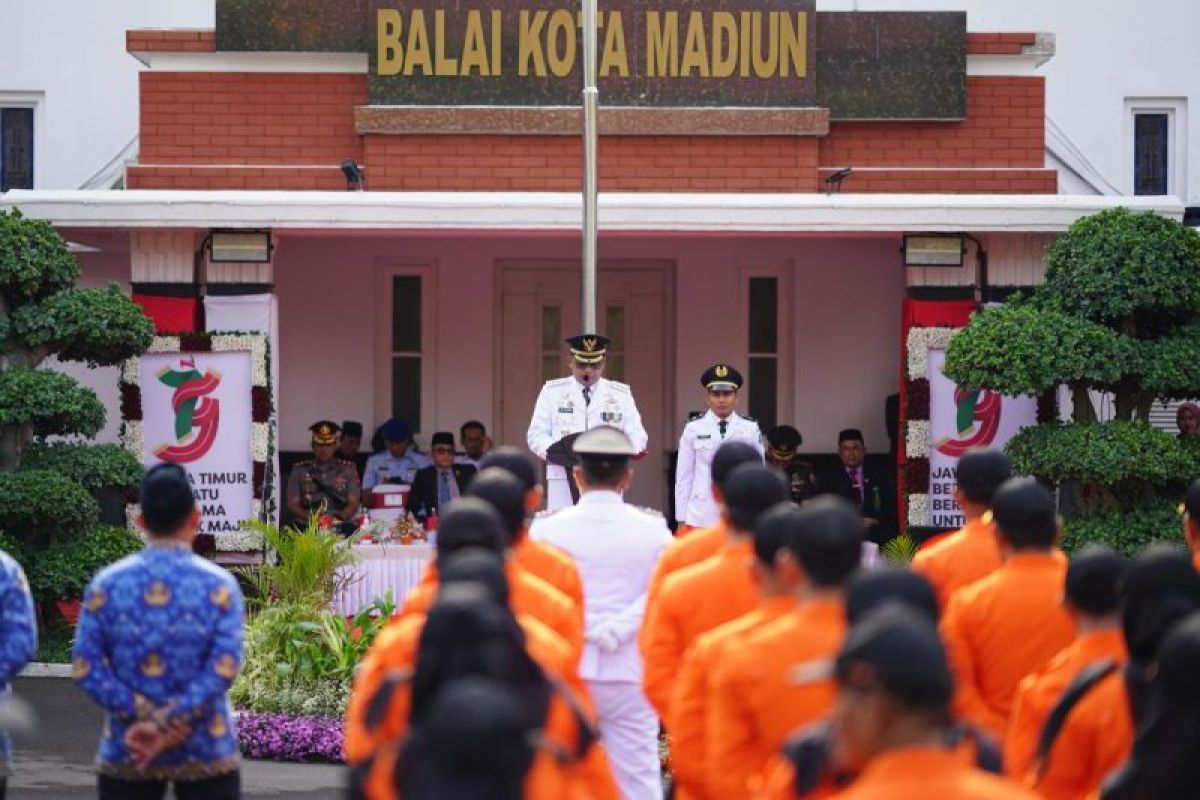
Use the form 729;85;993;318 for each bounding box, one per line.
8;677;346;799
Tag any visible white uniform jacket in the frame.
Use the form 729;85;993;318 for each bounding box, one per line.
674;410;764;527
526;376;648;507
530;491;671;682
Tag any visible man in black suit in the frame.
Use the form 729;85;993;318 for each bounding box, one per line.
406;431;477;518
817;428;896;544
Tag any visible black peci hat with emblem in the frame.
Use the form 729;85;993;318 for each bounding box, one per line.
566;334;610;364
701;363;744;392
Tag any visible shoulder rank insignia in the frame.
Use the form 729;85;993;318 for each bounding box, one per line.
687;410;704;422
741;414;758;424
607;380;630;394
546;377;573;388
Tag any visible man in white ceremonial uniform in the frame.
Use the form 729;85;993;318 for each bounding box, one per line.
674;363;764;532
527;333;648;510
530;426;672;800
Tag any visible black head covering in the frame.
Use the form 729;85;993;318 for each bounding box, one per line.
1066;545;1127;617
341;420;364;438
438;548;510;608
836;605;952;711
766;425;803;452
846;567;939;626
955;449;1012;504
435;498;507;564
466;468;528;544
1122;544;1200;666
431;431;455;449
837;429;864;445
701;363;744;391
478;446;539;491
723;463;790;532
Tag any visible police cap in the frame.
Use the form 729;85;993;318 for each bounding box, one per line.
310;420;340;446
566;334;610;364
701;364;744;392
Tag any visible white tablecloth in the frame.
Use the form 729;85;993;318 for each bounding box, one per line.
332;543;435;616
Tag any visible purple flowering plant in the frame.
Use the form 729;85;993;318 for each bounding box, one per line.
236;711;345;763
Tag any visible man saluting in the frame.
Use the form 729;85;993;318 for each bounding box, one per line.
527;334;648;510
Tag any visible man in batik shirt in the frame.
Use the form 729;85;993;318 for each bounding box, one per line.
0;545;36;800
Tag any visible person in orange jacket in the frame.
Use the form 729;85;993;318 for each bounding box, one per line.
824;605;1040;800
760;567;1003;800
649;442;763;605
349;565;618;800
641;462;789;718
705;496;862;798
1101;611;1200;800
1004;545;1128;786
668;498;801;799
401;496;584;663
912;449;1011;610
940;478;1075;741
1182;477;1200;573
475;447;586;610
1030;545;1200;800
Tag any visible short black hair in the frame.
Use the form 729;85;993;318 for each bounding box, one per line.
991;477;1057;551
140;463;196;536
435;498;506;564
478;447;538;492
466;469;527;544
580;457;629;487
1066;545;1128;617
723;464;790;532
788;495;863;588
752;502;801;568
836;605;952;713
439;548;510;607
955;449;1012;505
1185;477;1200;521
461;420;487;439
846;567;939;626
711;442;764;493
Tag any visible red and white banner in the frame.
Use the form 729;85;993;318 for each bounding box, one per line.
928;349;1037;528
139;351;254;535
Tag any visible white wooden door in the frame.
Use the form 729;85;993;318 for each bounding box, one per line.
496;261;671;510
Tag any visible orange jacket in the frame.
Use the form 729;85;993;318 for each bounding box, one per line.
641;537;759;717
403;560;584;667
826;746;1040;800
646;521;728;606
911;516;1001;611
514;535;586;614
345;612;618;800
1023;669;1132;800
1003;629;1126;784
941;551;1075;740
707;597;846;799
669;596;797;800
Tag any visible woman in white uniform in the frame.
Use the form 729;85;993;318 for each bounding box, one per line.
673;364;764;534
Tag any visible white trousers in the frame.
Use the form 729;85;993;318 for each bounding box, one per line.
587;679;663;800
547;476;575;510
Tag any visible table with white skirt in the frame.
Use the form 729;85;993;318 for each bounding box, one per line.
331;543;435;616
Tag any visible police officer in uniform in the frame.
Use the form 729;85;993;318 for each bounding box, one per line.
530;426;672;800
527;334;648;510
674;364;764;531
286;420;362;533
765;424;817;505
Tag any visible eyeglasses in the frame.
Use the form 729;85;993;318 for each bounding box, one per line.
432;447;455;455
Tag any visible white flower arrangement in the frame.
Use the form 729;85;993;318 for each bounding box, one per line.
907;494;930;528
121;356;141;385
123;420;144;459
905;420;931;459
251;422;271;462
215;526;264;552
906;327;957;380
147;335;181;354
211;334;269;387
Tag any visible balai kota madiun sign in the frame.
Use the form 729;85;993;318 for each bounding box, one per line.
369;0;816;106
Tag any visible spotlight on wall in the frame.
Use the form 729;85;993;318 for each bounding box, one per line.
824;167;852;195
209;230;273;263
902;233;966;267
341;160;365;191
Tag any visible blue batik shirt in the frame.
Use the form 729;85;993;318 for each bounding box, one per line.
72;540;244;781
0;550;37;777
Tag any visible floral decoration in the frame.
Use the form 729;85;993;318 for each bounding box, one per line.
907;494;930;528
903;326;960;528
120;382;143;422
906;327;957;380
905;378;930;421
904;457;930;494
905;420;931;459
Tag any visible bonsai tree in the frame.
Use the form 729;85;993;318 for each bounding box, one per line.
0;209;154;598
944;207;1200;553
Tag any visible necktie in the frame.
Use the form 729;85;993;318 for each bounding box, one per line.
438;470;452;510
718;419;728;439
848;467;863;508
583;385;592;407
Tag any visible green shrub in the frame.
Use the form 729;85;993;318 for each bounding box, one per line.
0;209;79;304
0;470;100;546
237;516;360;608
22;442;144;494
1005;421;1195;485
0;368;105;438
1061;502;1182;557
24;525;143;601
9;284;154;367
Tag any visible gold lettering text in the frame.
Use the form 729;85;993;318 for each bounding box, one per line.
546;9;576;77
460;10;489;76
646;11;679;77
711;12;737;78
779;12;807;78
377;10;403;76
403;10;433;76
519;10;548;77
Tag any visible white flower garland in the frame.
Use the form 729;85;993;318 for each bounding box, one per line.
147;335;181;354
251;422;271;462
907;494;930;528
211;335;269;387
905;327;957;380
123;420;144;459
121;356;141;385
905;420;931;459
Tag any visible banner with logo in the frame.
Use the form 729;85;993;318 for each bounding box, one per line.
139;351;254;535
927;349;1037;528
